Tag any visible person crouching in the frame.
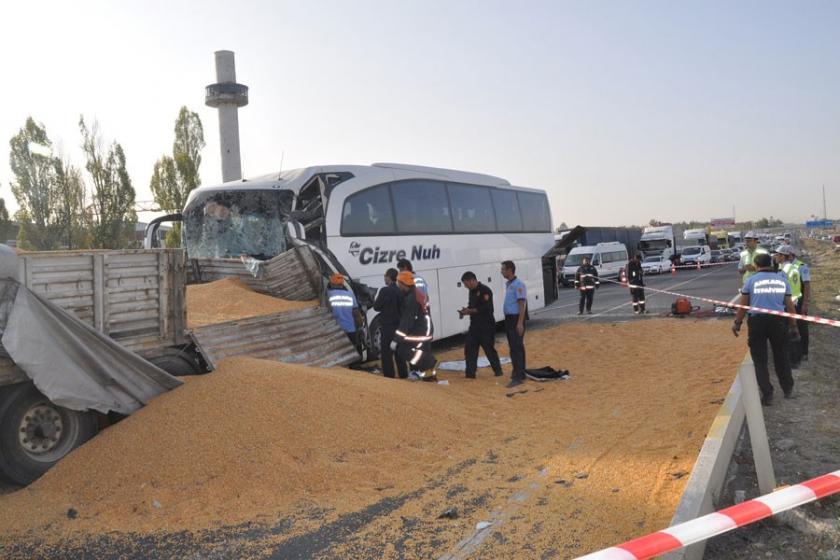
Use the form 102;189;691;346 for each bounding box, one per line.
392;271;437;380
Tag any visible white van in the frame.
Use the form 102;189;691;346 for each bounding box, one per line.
561;242;628;285
680;245;712;267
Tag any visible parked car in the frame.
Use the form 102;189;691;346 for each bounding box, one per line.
710;249;723;263
641;255;670;274
724;248;739;262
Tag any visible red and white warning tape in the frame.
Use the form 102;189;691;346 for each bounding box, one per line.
591;275;840;328
576;469;840;560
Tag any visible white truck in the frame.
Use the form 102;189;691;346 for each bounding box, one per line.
683;228;710;246
638;225;677;262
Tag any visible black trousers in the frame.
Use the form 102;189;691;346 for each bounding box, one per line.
504;315;526;381
380;325;407;379
796;298;810;357
747;315;794;398
465;327;503;378
579;289;594;312
630;285;646;311
396;341;436;372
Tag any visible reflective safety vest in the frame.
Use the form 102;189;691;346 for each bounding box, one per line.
327;288;358;333
782;260;802;302
739;247;768;285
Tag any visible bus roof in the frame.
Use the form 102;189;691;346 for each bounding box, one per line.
186;163;518;205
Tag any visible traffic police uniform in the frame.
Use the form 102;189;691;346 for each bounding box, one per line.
738;242;769;285
626;258;646;314
503;276;528;383
574;264;600;314
464;282;503;378
778;246;811;363
738;269;795;403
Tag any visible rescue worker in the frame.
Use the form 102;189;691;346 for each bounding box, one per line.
373;268;407;379
732;253;798;406
626;253;646;314
501;260;527;388
775;245;811;365
458;271;503;379
397;259;429;302
392;271;437;380
575;257;599;315
326;273;363;352
738;231;769;286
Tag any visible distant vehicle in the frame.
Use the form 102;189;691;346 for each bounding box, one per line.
710;230;729;249
724;248;739;262
683;228;709;246
638;225;676;262
729;231;743;246
641;255;670;274
833;235;840;244
561;242;628;285
710;249;723;263
681;245;712;267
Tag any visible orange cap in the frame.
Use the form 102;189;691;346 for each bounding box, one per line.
330;273;345;285
397;271;415;286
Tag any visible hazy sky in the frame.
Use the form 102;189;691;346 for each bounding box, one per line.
1;0;838;227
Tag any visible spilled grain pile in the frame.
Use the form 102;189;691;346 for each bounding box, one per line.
0;320;748;559
186;277;318;328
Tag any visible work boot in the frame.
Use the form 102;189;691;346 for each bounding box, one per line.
493;370;503;377
465;373;476;379
505;378;524;388
761;393;773;406
784;388;794;399
586;309;593;315
577;311;583;316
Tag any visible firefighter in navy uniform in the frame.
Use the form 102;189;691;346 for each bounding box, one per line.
373;268;407;379
626;253;646;314
575;257;600;315
458;271;503;379
392;271;437;380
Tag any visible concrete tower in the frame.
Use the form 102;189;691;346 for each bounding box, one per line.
205;50;249;182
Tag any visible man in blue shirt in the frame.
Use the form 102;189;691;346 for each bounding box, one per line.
501;260;527;388
732;253;798;405
327;273;362;352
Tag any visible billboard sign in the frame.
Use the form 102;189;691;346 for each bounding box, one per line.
710;217;736;227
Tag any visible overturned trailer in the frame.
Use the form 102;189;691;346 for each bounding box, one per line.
0;243;357;486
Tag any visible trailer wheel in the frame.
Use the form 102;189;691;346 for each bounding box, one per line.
148;349;202;376
0;383;99;486
367;316;383;361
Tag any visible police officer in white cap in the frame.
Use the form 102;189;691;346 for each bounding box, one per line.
738;231;768;286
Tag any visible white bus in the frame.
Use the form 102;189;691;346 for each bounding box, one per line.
172;163;555;355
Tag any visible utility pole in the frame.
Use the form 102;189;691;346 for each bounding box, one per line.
823;185;827;220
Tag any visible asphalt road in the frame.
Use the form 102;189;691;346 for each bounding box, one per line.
533;261;742;324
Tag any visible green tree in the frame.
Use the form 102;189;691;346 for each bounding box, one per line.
79;117;137;249
150;107;205;247
0;197;18;244
55;160;92;249
8;117;62;249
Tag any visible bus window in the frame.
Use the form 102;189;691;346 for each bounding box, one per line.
491;189;523;231
517;192;551;232
448;184;496;232
391;180;453;233
341;184;395;235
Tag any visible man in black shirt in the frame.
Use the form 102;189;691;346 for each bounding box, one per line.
373;268;407;379
458;271;503;379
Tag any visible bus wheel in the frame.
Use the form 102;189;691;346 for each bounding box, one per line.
368;317;383;361
0;383;99;486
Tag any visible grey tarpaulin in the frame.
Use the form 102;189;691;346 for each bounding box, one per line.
0;279;182;415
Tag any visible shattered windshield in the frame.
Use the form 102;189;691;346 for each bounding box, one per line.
184;189;294;259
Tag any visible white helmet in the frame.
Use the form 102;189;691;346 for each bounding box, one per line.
776;245;795;256
744;231;759;240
